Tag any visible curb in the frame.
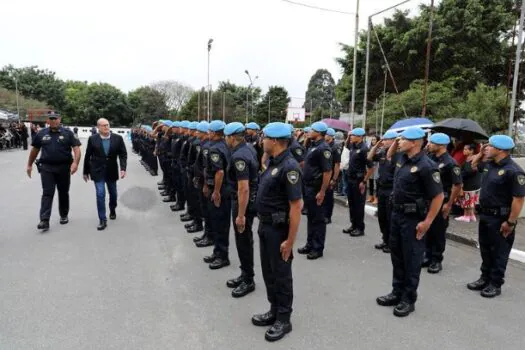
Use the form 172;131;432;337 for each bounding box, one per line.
333;196;525;264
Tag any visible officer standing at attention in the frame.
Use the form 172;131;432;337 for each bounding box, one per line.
323;127;341;224
245;122;263;167
467;135;525;298
253;122;302;342
376;127;444;317
288;124;305;167
297;122;332;260
367;130;399;253
185;122;204;233
26;112;82;231
343;128;375;237
224;122;259;298
425;133;463;274
203;120;232;270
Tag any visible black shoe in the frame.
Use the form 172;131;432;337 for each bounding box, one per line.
375;242;387;250
481;284;501;298
227;275;244;288
301;209;308;215
193;233;207;242
232;281;255;298
162;196;176;203
265;320;292;342
184;221;195;229
109;210;116;220
170;204;184;211
376;293;401;306
251;311;276;326
324;217;332;224
382;246;391;253
350;229;365;237
297;246;311;255
467;278;489;291
421;259;431;268
209;258;230;270
60;217;69;225
428;261;442;274
187;223;203;233
393;301;415;317
203;255;216;263
195;238;214;248
307;251;323;260
158;186;166;190
160;191;169;196
181;215;193;222
97;220;107;231
157;181;164;185
37;220;49;230
342;226;355;234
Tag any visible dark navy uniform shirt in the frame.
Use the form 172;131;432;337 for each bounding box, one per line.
392;151;443;204
478;156;525;208
206;139;231;193
373;149;399;188
187;136;200;176
194;139;208;186
290;137;305;164
32;127;81;165
302;139;332;184
256;149;302;215
346;141;374;180
179;135;190;168
246;134;264;166
430;151;462;199
228;142;259;199
170;134;180;166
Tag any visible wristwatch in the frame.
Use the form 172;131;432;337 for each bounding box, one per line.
506;220;517;227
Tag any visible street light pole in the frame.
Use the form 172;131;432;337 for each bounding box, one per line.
207;38;213;122
350;0;359;128
244;70;258;122
14;76;20;119
509;0;525;137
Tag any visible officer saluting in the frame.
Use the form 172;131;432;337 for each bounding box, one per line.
252;122;302;342
376;127;444;317
26;111;82;231
467;135;525;298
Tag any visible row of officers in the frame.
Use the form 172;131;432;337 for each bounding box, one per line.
130;120;525;342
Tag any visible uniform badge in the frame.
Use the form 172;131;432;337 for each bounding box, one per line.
498;169;505;176
438;163;445;169
518;174;525;186
43;135;51;141
287;170;299;184
295;148;303;156
396;162;401;168
235;160;246;171
210;153;220;163
203;150;209;156
271;168;278;176
410;166;418;173
59;135;64;140
310;147;317;153
323;150;331;159
356;150;361;154
432;172;441;183
453;167;460;176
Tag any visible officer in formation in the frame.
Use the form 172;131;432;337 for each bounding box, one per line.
323;127;342;224
131;125;158;175
26;112;82;231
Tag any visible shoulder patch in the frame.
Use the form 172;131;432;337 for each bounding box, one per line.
433;172;441;183
210;153;220;163
196;146;201;152
287;170;299;184
453;167;460;176
235;160;246;171
518;174;525;186
295;148;303;156
323;150;331;159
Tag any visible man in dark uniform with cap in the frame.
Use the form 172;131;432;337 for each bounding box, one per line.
376;127;444;317
26;112;82;231
252;122;302;342
425;133;463;273
170;122;186;210
288;124;305;167
184;122;204;233
343;128;375;237
297;121;332;260
467;135;525;298
323;127;341;224
224;122;259;298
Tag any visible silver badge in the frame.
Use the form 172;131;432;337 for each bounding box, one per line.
287;171;299;184
438;163;445;169
235;160;246;171
271;168;278;176
432;172;441;183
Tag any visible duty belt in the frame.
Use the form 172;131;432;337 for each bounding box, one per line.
479;207;510;217
392;203;418;214
258;212;288;224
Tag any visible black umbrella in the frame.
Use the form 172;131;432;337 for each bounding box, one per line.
430;118;489;140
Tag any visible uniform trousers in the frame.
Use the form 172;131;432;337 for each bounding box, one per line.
39;166;71;221
232;199;255;282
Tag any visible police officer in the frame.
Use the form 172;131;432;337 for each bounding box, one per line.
297;122;332;260
288;124;305;167
342;128;375;237
467;135;525;298
323;127;341;224
252;122;302;342
179;121;193;219
203;120;232;270
170;122;186;210
185;122;204;233
425;133;463;273
157;122;172;197
26;112;82;231
224;122;259;298
194;121;214;247
376;127;444;317
368;130;399;253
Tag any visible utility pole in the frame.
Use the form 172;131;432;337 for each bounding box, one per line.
350;0;360;127
197;89;201;121
421;0;435;117
509;0;525;137
207;38;213;122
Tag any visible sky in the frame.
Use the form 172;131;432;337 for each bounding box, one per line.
1;0;423;105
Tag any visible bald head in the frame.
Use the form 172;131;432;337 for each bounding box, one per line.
97;118;110;136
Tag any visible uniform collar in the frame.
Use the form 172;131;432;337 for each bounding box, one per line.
404;150;425;163
231;141;246;153
269;149;291;166
494;155;511;166
311;138;323;146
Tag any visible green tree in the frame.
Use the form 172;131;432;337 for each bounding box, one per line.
459;83;509;133
128;86;169;124
305;69;339;118
256;86;290;124
82;83;131;126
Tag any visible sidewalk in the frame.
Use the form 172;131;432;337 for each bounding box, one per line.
333;194;525;263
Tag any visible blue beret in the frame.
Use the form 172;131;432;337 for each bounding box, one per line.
209;120;226;132
382;130;398;139
351;128;366;136
197;121;209;133
47;111;60;118
188;122;198;130
311;121;328;133
429;133;450;145
172;121;180;128
489;135;515;150
163;121;172;128
303;127;312;133
263;122;292;139
180;121;190;129
245;122;260;130
400;126;426;140
326;128;336;137
224;122;245;136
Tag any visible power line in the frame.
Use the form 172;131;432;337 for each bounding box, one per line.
280;0;355;16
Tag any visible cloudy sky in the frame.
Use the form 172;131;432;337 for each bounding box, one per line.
1;0;422;104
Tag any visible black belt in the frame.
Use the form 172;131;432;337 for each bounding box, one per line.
304;179;321;187
392;203;418;214
479;207;510;217
258;212;288;224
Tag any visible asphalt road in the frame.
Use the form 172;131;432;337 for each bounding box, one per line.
1;142;525;350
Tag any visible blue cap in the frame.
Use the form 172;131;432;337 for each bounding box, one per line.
245;122;260;130
209;120;226;132
197;121;209;133
224;122;246;136
263;122;292;139
180;121;190;129
326;128;336;137
351;128;366;137
489;135;515;150
429;133;450;145
400;126;426;140
303;127;312;133
188;122;198;130
163;121;172;128
172;121;180;128
311;121;328;133
382;130;398;139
